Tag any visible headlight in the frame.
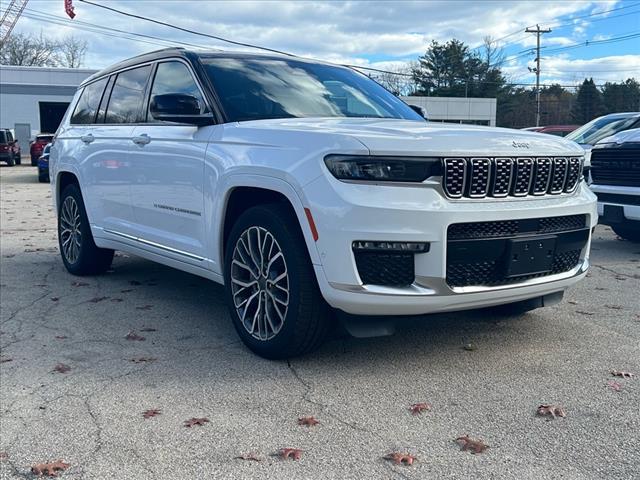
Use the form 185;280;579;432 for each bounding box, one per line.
324;155;441;182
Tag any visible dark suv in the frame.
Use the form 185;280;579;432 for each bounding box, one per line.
0;129;21;166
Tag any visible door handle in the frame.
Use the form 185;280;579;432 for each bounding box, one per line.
132;134;151;146
80;134;94;144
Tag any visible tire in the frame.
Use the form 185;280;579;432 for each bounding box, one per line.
58;184;114;275
15;154;21;165
6;156;15;167
612;223;640;243
223;204;329;359
31;155;38;166
38;174;49;183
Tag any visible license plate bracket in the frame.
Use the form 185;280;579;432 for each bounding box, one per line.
504;236;557;278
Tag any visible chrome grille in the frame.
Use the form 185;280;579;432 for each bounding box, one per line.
442;156;583;199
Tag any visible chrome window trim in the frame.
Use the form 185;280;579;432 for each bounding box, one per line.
103;228;205;261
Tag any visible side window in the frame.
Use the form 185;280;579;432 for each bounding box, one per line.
105;65;152;124
6;131;14;142
148;61;208;123
70;77;109;124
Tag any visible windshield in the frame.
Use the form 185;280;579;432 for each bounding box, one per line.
201;57;423;122
566;114;639;145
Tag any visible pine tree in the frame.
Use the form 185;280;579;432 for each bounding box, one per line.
571;78;605;124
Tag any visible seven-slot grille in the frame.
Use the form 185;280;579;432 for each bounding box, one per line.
443;156;583;199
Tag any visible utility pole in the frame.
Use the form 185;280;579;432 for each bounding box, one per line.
526;24;552;127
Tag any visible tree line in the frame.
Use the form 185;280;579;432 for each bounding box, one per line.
373;38;639;128
1;33;88;69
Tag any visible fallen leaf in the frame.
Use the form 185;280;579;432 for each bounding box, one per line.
50;297;59;302
184;417;209;427
278;448;302;460
52;363;71;374
536;404;566;419
0;357;13;364
605;305;623;310
575;310;595;316
89;296;109;303
136;305;153;311
143;409;161;419
54;336;67;340
31;460;70;477
129;356;157;363
235;453;262;462
383;452;417;466
463;343;476;351
0;452;8;460
608;381;622;392
298;416;320;427
456;435;488;454
568;300;578;305
611;370;635;379
140;327;157;332
71;282;89;287
125;331;145;341
409;403;431;415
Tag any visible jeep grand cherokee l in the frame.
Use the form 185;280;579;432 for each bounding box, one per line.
49;48;597;358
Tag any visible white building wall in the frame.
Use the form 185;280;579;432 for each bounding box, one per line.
401;96;497;126
1;65;97;150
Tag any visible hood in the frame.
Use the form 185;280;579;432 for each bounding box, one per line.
237;118;585;157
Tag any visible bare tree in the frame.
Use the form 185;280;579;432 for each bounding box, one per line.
58;35;88;68
482;36;505;69
373;63;417;96
0;33;87;68
0;32;60;66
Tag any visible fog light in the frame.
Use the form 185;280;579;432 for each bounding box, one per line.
352;241;430;253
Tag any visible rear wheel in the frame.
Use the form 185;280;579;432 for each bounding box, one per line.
58;184;114;275
612;222;640;243
6;156;15;167
14;154;21;165
224;204;329;359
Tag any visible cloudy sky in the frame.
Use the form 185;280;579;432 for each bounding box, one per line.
13;0;640;86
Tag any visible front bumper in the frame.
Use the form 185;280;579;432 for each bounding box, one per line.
304;175;597;315
592;184;640;224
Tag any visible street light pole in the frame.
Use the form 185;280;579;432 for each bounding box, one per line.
526;24;552;127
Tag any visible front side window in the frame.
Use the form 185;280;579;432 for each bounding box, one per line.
201;57;423;122
0;131;7;143
6;131;13;142
70;77;109;124
148;61;208;122
105;65;152;124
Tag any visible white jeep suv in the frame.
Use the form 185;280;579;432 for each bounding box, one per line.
50;48;596;358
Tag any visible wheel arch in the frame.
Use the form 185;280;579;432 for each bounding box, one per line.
56;170;81;213
216;175;321;271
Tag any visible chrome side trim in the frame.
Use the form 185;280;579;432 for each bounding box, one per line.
102;228;205;261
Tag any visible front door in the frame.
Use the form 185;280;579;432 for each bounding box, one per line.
127;60;210;263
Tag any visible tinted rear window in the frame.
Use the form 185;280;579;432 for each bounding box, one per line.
37;135;54;142
0;131;6;143
105;65;152;124
71;77;109;124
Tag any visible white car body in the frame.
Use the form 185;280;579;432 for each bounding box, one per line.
50;48;596;340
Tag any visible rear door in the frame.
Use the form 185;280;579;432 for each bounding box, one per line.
128;60;211;263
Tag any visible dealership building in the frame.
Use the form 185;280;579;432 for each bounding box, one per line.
1;65;497;152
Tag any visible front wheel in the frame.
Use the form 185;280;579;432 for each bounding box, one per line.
15;154;21;165
224;204;329;359
612;222;640;243
58;184;114;275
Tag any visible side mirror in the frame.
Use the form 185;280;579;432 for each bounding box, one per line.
409;104;427;120
150;93;213;126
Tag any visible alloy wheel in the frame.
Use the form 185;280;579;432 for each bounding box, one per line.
60;196;82;264
230;226;289;341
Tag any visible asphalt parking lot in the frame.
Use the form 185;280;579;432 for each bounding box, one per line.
1;164;638;480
